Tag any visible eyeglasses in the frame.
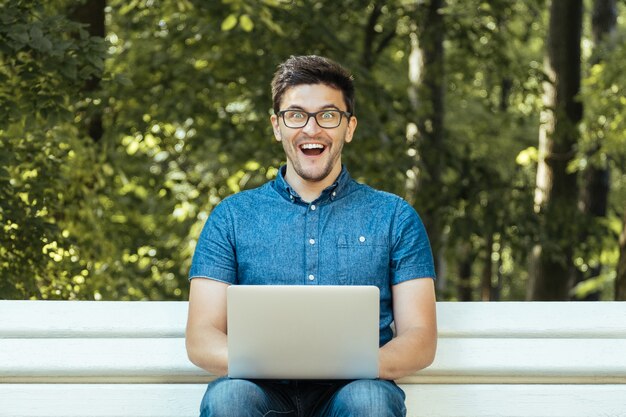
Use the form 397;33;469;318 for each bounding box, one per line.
277;109;351;129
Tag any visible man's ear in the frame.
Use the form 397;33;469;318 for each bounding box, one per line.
344;115;358;143
270;115;282;142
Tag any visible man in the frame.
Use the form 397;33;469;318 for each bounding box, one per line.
186;55;437;417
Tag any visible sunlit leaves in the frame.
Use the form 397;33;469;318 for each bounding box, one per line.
221;14;238;31
2;0;626;302
239;14;254;32
580;38;626;165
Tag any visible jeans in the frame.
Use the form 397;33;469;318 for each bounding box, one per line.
199;377;406;417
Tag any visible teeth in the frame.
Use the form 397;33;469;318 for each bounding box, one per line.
301;143;325;149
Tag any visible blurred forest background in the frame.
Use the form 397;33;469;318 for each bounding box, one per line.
1;0;625;302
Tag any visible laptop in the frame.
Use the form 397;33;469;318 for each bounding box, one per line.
227;285;380;380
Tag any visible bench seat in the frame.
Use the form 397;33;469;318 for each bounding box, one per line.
1;300;625;416
2;384;626;417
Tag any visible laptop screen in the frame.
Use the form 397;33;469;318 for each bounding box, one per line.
227;285;380;379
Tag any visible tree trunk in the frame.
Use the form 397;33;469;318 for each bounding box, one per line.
407;0;446;280
616;208;626;300
529;0;583;300
69;0;106;142
457;242;473;302
494;239;504;301
481;233;494;301
362;1;381;70
591;0;618;45
572;0;617;300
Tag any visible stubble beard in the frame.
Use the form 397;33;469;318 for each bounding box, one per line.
286;136;346;183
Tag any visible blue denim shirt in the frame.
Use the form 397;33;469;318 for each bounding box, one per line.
189;166;435;345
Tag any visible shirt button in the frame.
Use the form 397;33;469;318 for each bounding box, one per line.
308;274;315;281
309;238;316;245
310;204;316;211
359;236;366;243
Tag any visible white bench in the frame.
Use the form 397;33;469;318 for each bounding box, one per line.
1;300;625;417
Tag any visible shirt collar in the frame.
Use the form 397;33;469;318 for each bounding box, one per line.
273;165;353;204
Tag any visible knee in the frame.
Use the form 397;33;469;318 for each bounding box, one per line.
200;378;265;417
332;380;406;417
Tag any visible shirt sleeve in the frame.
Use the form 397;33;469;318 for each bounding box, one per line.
390;199;436;285
188;200;238;283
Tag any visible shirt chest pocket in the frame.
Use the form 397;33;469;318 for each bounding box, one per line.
336;234;390;285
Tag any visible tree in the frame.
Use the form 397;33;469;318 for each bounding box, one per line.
406;0;446;282
428;0;544;300
571;0;618;300
3;0;625;301
577;0;626;300
529;0;584;300
68;0;106;142
0;1;105;298
617;210;626;300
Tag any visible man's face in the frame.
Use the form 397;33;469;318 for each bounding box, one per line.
271;83;357;184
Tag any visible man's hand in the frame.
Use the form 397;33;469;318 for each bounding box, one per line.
378;278;437;380
185;278;230;376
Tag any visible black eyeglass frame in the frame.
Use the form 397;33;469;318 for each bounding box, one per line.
276;109;352;129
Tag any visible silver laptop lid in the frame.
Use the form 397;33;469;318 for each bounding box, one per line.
227;285;380;380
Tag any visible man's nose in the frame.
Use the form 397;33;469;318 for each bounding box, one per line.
301;115;322;135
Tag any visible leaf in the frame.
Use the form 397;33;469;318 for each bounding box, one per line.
86;54;104;71
59;62;77;80
114;74;133;87
52;40;73;56
30;36;53;53
29;25;43;41
8;25;29;45
221;14;238;31
239;14;254;32
27;23;52;52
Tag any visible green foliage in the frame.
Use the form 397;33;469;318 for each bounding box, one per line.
580;32;626;167
1;0;625;301
0;1;105;126
571;28;626;299
1;1;105;298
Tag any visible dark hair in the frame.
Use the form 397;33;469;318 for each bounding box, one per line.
271;55;355;115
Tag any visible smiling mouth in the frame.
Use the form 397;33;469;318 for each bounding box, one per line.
300;143;326;156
